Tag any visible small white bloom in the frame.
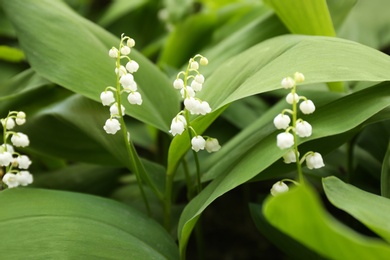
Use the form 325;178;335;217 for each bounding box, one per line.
126;60;139;73
5;118;15;130
2;173;19;188
1;144;14;154
200;57;208;66
17;171;33;186
191;80;202;92
169;115;187;136
194;74;205;84
191;136;206;152
11;132;29;147
0;151;13;166
276;132;294;149
299;100;316;114
296;121;312;138
273;114;291;129
283;150;297;164
16;111;26;125
181;86;195;98
104;118;121;134
294;72;305;83
115;65;127;76
190;61;199;70
270;181;289;196
281;77;295;89
286;93;299;104
15;155;32;169
205;138;221;153
120;74;135;87
122;81;137;93
306;152;325;169
127;38;135;48
120;46;131;55
173;78;184;90
198;101;211;115
109;47;118;58
110;103;125;117
100;91;115;106
184;97;200;114
127;92;142;105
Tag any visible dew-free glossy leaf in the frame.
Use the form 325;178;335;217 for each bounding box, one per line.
0;188;179;259
323;176;390;243
263;184;390;259
1;0;179;132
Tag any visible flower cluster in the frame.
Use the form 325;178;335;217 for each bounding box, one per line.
271;72;324;196
169;55;221;153
0;111;33;189
101;34;141;135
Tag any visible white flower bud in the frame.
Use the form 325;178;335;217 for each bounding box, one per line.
11;133;29;147
276;132;294;149
115;65;127;77
306;152;325;169
120;46;131;55
273;114;290;129
200;57;208;66
173;78;184;90
100;91;115;106
191;136;206;152
126;60;139;73
109;47;118;58
299;100;316;114
286;93;299;104
120;74;135;87
5;118;15;130
296;120;312;138
194;74;205;84
16;111;26;125
294;72;305;83
281;77;295;89
190;61;199;70
191;80;202;92
109;103;125;117
270;181;289;196
127;38;135;48
205;138;221;153
103;118;121;134
127;92;142;105
2;173;19;188
283;150;297;164
17;171;33;186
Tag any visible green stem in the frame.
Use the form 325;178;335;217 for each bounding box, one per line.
291;86;304;184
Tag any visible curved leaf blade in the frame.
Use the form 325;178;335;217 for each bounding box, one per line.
0;188;179;259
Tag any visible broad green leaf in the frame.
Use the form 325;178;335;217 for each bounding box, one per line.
263;184;390;259
0;188;179;259
200;35;390;111
323;176;390;243
327;0;357;30
98;0;148;27
178;82;390;256
382;142;390;198
1;0;179;132
263;0;336;36
249;203;327;259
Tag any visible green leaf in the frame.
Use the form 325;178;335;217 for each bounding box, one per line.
178;82;390;256
382;142;390;198
263;184;390;259
323;176;390;243
201;35;390;111
0;188;179;259
249;203;326;259
1;0;179;132
98;0;148;27
263;0;336;36
0;45;24;62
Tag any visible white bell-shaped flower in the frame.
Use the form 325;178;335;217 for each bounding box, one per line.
120;46;131;55
100;91;115;106
281;77;295;89
126;60;139;73
17;171;33;186
276;132;294;149
296;120;312;138
205;138;221;153
16;111;26;125
127;92;142;105
191;80;202;92
169;115;187;136
181;86;195;98
294;72;305;83
283;150;297;164
108;47;118;58
0;151;13;166
104;118;121;134
286;93;299;104
110;103;125;118
191;136;206;152
198;101;211;115
190;61;199;70
120;74;135;88
194;74;205;84
306;152;325;169
173;79;184;89
2;173;19;188
11;133;29;147
15;155;32;169
270;181;289;196
115;65;127;77
299;100;316;114
200;57;208;66
5;118;15;130
273;114;291;129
